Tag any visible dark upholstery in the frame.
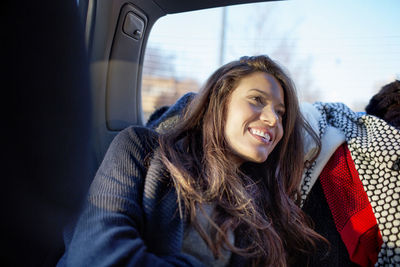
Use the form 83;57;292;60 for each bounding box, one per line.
302;180;358;267
3;0;92;265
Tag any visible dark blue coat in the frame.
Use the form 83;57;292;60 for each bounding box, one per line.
58;126;204;266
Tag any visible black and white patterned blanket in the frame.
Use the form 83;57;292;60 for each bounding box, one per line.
301;102;400;266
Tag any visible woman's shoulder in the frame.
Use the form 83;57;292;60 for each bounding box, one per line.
106;126;159;161
116;125;158;144
119;125;158;138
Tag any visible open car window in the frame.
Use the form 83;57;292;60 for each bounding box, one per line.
142;0;400;121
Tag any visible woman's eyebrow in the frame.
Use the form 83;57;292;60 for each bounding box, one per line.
248;88;269;96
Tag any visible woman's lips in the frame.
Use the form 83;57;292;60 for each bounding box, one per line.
249;127;272;144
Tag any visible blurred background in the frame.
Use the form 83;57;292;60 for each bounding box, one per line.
141;0;400;120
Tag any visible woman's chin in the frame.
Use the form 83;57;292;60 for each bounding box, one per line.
239;153;268;165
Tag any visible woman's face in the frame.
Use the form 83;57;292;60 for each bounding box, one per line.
224;71;285;165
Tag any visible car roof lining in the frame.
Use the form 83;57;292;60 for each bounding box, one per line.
151;0;281;14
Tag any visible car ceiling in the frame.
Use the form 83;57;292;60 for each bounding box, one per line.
152;0;279;14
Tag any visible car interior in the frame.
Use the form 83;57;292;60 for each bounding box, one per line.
4;0;399;266
83;0;271;169
4;0;277;266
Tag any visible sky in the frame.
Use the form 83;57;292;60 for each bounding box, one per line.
144;0;400;111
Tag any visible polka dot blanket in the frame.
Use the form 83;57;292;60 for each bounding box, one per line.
301;102;400;266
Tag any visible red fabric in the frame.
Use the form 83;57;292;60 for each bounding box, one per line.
319;143;383;267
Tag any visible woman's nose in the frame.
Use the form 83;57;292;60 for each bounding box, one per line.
260;107;278;126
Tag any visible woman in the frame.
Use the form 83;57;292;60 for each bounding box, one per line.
59;55;324;266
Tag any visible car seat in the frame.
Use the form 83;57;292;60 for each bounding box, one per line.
2;0;93;265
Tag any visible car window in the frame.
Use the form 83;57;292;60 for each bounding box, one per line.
142;0;400;121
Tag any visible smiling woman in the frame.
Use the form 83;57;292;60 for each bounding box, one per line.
59;55;326;266
157;55;326;266
224;72;285;164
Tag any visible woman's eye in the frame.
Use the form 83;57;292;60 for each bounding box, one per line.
276;109;285;118
250;96;263;104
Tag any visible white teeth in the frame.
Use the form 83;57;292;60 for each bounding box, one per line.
264;133;271;142
250;129;271;141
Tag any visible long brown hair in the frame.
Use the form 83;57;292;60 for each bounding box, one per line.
159;55;323;266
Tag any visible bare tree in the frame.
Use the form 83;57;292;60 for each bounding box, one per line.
143;45;176;77
237;5;321;103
